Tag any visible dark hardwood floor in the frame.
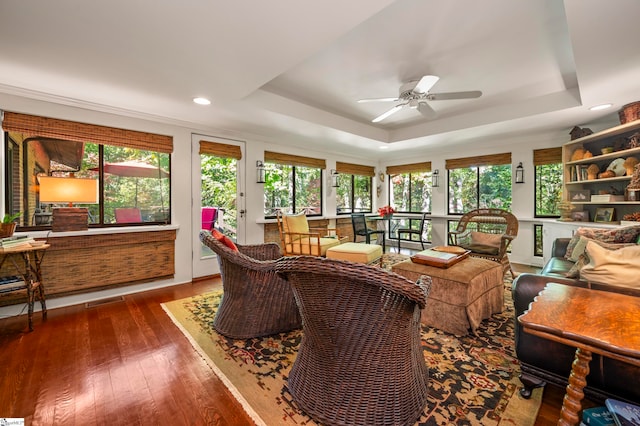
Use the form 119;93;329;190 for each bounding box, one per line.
0;264;590;425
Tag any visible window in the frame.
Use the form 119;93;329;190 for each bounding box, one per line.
446;153;512;214
2;112;172;230
387;162;433;213
534;147;563;217
263;151;325;217
534;224;543;257
335;162;374;214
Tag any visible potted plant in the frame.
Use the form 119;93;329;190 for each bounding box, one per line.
0;212;21;238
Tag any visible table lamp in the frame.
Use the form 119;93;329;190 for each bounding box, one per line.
39;175;98;231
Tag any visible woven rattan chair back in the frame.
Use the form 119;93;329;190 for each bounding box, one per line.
199;230;301;338
275;256;430;426
447;208;519;278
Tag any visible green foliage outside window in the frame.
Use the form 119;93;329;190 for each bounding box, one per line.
336;174;372;214
390;172;432;213
201;155;237;238
535;163;563;217
263;163;322;217
448;165;512;213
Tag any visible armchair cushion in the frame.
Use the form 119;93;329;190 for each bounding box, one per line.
579;241;640;288
470;231;502;248
211;228;238;252
282;213;309;242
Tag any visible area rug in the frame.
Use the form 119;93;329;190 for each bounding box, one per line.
162;273;543;425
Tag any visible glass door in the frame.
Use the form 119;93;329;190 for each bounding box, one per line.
192;134;245;278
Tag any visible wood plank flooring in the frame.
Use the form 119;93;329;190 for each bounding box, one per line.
0;267;590;425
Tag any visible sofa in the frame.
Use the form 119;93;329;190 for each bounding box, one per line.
512;229;640;404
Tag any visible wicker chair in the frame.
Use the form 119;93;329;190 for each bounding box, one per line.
199;230;301;338
447;208;519;278
275;256;431;426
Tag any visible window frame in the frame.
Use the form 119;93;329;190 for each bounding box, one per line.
336;173;373;215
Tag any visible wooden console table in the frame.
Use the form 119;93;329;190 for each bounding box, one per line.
0;243;49;331
518;283;640;426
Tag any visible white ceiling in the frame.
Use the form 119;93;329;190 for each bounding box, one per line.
1;0;639;159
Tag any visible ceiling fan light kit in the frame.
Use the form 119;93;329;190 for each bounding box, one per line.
360;74;482;123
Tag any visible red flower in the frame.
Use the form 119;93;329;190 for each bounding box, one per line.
377;205;396;216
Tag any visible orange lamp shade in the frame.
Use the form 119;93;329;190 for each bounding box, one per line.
39;176;98;205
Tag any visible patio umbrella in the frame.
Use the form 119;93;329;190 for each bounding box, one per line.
89;160;169;208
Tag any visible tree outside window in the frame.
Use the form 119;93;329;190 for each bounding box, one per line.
263;162;322;217
389;171;432;213
533;148;563;217
336;174;372;214
448;164;512;214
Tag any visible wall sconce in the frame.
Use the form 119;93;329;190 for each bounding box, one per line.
515;162;524;184
256;160;265;184
39;175;98;231
432;169;440;188
331;169;339;188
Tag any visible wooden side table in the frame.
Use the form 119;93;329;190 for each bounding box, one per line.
518;283;640;426
0;243;49;331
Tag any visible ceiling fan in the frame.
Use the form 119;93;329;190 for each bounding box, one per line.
358;75;482;123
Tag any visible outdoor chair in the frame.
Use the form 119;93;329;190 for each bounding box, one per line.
276;211;342;256
114;207;142;223
275;256;431;426
396;212;429;252
351;213;385;251
448;208;519;278
199;230;301;338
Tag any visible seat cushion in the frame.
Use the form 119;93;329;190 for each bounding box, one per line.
326;242;382;264
285;237;341;256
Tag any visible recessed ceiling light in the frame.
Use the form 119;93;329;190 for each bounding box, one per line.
379;146;389;150
193;97;211;105
589;103;612;111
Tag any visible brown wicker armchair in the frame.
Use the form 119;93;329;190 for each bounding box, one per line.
199;230;301;338
275;256;431;426
448;208;519;278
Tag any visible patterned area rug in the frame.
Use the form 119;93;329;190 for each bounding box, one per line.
162;264;542;425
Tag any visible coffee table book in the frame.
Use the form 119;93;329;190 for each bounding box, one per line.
410;247;470;268
605;398;640;426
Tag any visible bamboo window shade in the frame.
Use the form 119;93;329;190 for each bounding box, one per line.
335;162;375;176
199;141;242;159
2;111;173;153
445;153;511;169
386;161;431;176
264;151;326;169
533;147;562;166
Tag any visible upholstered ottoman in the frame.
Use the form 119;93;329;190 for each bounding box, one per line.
325;242;383;265
391;257;503;335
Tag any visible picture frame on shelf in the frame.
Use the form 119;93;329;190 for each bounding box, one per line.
571;210;589;222
569;190;591;202
594;207;615;223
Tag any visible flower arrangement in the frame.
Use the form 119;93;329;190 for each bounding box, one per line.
378;205;395;217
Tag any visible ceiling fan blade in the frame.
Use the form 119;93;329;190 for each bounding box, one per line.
357;97;399;103
417;102;436;118
372;104;404;123
429;90;482;100
413;75;440;94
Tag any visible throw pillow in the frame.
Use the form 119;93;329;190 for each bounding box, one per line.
567;236;636;263
565;253;589;278
211;228;239;252
470;231;502;248
579;241;640;288
564;225;640;259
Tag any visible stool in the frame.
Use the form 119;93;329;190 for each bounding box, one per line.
326;242;383;265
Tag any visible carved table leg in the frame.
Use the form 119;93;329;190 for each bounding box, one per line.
558;347;591;426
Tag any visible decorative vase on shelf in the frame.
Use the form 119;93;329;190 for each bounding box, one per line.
383;214;393;220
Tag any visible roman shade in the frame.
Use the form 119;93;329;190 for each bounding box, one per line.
264;151;326;169
446;153;511;169
533;147;562;166
335;162;375;176
2;111;173;153
386;161;431;176
199;140;242;159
